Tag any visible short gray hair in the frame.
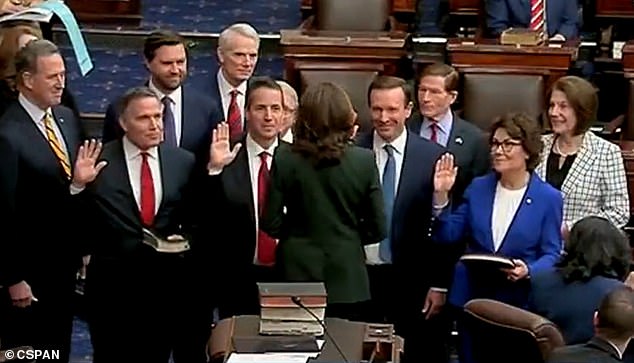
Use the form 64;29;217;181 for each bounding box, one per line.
218;23;260;52
276;80;298;109
14;39;60;81
117;86;161;117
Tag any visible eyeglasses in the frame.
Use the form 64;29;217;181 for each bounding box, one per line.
490;139;522;153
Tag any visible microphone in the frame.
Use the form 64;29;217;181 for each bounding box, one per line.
291;296;350;363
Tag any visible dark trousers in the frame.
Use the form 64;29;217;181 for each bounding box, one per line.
365;264;451;363
217;264;280;320
88;253;210;363
0;275;75;363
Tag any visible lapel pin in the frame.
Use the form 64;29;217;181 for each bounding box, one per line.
455;137;463;145
526;198;532;205
59;118;64;124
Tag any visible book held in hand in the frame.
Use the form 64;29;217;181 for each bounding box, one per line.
142;228;190;253
460;253;516;270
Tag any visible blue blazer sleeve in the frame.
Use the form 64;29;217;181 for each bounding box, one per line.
527;187;563;276
486;0;511;36
434;183;473;244
556;0;579;40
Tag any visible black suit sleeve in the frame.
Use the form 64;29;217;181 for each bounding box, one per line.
359;155;387;245
102;102;121;142
472;132;491;177
0;130;25;287
262;161;285;240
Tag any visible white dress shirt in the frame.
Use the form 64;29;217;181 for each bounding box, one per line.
246;134;278;264
122;136;163;214
217;69;247;127
149;80;183;146
19;93;69;157
491;182;526;251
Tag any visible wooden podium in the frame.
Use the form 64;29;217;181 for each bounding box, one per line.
447;38;578;90
596;0;634;17
66;0;142;26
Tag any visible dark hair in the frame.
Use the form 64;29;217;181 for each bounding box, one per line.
418;62;459;92
116;86;160;117
14;39;59;85
557;216;631;283
367;75;412;106
489;112;543;171
143;30;187;62
246;76;283;109
549;76;598;135
292;82;354;165
596;286;634;341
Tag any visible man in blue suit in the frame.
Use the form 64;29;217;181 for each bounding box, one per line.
357;76;452;363
486;0;579;40
102;30;222;169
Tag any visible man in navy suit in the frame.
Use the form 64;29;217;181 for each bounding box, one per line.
203;23;260;141
486;0;579;40
357;76;452;363
102;30;222;169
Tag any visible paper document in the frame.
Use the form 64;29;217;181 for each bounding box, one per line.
0;6;53;23
364;243;384;265
226;340;324;363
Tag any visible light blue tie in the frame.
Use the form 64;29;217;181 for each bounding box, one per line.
380;144;396;263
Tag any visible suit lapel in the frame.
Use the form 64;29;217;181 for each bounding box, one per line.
106;140;142;226
180;89;191;147
480;175;497;251
156;146;171;216
446;115;468;157
498;174;537;253
561;132;596;197
393;134;415;217
51;107;78;164
228;147;256;223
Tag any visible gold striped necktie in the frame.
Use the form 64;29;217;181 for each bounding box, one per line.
43;111;71;179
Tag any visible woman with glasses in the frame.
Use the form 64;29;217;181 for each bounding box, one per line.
433;112;563;363
433;112;563;309
536;76;629;237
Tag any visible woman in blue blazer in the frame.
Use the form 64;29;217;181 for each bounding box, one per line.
433;113;563;309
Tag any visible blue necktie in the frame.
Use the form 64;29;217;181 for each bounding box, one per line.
380;144;396;263
162;96;177;147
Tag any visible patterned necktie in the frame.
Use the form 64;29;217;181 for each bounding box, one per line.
43;111;71;179
530;0;545;34
380;144;396;263
162;96;177;147
429;122;438;144
257;152;276;266
227;90;243;141
140;152;155;227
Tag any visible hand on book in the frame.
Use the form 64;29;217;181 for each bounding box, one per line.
208;122;241;171
501;259;529;281
72;139;107;188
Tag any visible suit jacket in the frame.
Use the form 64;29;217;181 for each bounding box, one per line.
356;131;453;292
102;84;222;167
0;102;85;289
435;172;563;308
536;132;630;229
408;112;490;207
548;337;622;363
262;144;386;304
486;0;579;39
529;269;623;345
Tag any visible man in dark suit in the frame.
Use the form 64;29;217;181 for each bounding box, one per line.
0;39;85;363
358;75;451;363
102;30;222;169
408;63;489;207
486;0;579;41
203;23;259;141
72;87;206;363
548;286;634;363
201;76;283;319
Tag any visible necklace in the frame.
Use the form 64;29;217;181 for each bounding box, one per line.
554;137;580;157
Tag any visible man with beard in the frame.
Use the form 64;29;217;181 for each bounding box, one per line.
102;29;222;169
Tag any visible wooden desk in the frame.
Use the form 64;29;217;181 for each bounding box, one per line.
280;29;408;87
66;0;142;26
301;0;415;13
447;38;578;89
596;0;634;18
449;0;480;15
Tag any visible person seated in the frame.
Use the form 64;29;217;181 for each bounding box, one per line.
529;216;630;345
548;286;634;363
485;0;579;41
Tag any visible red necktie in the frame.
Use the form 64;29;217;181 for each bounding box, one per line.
257;152;276;266
430;122;438;143
530;0;545;33
227;90;243;141
140;152;155;227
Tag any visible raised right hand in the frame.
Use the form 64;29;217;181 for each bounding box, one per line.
8;280;34;308
208;122;242;170
434;153;458;193
72;139;107;187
